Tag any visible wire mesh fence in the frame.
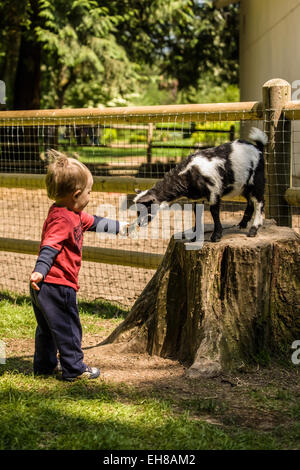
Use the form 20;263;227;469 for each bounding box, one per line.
0;102;299;307
289;114;300;234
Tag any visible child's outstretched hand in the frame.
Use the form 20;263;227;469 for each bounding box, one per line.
30;272;43;291
119;221;130;236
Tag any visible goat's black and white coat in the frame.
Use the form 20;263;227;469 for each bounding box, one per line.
134;127;268;242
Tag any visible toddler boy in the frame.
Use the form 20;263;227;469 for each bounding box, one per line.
30;151;126;381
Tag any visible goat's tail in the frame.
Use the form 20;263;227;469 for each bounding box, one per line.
249;127;268;153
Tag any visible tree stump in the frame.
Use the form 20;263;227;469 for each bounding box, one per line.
101;220;300;377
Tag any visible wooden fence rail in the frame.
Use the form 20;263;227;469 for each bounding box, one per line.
0;101;263;125
0;238;163;270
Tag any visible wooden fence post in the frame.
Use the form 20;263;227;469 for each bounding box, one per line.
263;78;292;227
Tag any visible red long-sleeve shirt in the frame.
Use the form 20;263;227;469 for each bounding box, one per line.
34;204;119;291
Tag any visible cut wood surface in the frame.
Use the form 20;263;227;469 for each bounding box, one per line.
101;220;300;377
0;101;263;125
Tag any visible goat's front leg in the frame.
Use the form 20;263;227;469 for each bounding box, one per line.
248;197;264;237
210;198;222;242
183;203;202;242
239;197;254;229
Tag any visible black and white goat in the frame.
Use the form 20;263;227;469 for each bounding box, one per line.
134;127;267;242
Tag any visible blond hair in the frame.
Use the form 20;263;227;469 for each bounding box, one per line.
45;150;91;201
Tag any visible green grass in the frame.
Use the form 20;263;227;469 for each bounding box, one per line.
0;291;299;450
0;372;280;451
64;143;194;164
0;291;126;339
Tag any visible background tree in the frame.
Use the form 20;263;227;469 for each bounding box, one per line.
0;0;28;108
109;0;239;104
37;0;140;108
0;0;239;110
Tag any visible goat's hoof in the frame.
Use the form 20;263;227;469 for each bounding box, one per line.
239;221;248;229
247;227;258;237
210;233;222;243
182;228;198;242
186;235;197;242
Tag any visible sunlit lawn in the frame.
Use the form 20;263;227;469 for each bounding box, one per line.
0;292;299;450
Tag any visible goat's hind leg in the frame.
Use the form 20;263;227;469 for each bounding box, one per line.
247;196;264;237
210;198;223;242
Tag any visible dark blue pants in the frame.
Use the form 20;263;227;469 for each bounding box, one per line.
30;282;87;380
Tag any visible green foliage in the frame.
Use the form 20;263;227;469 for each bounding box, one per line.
0;0;239;109
129;133;147;144
100;128;118;146
129;69;240;108
112;0;239;90
179;77;240;104
36;0;140;108
191;121;238;146
130;75;178;106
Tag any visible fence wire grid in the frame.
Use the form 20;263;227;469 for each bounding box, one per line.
0;109;298;307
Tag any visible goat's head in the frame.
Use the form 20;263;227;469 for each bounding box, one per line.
133;189;163;227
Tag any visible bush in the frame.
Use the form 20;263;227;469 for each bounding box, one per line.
191;121;238;147
101;128;118;145
129;133;147;143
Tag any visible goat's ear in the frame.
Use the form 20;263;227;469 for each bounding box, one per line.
135;188;142;194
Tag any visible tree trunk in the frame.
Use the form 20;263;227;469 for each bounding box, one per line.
101;220;300;377
13;0;41;111
0;0;43;172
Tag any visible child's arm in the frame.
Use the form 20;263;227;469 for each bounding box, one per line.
86;215;120;233
30;216;70;291
82;214;129;235
30;246;60;291
30;272;43;291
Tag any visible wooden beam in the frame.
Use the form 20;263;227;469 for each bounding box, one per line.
0;173;157;193
0;173;46;190
283;100;300;120
83;245;162;269
0;237;163;269
0;101;263;126
92;176;157;193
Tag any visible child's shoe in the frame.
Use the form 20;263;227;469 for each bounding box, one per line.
34;361;62;377
64;366;100;382
53;361;62;375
